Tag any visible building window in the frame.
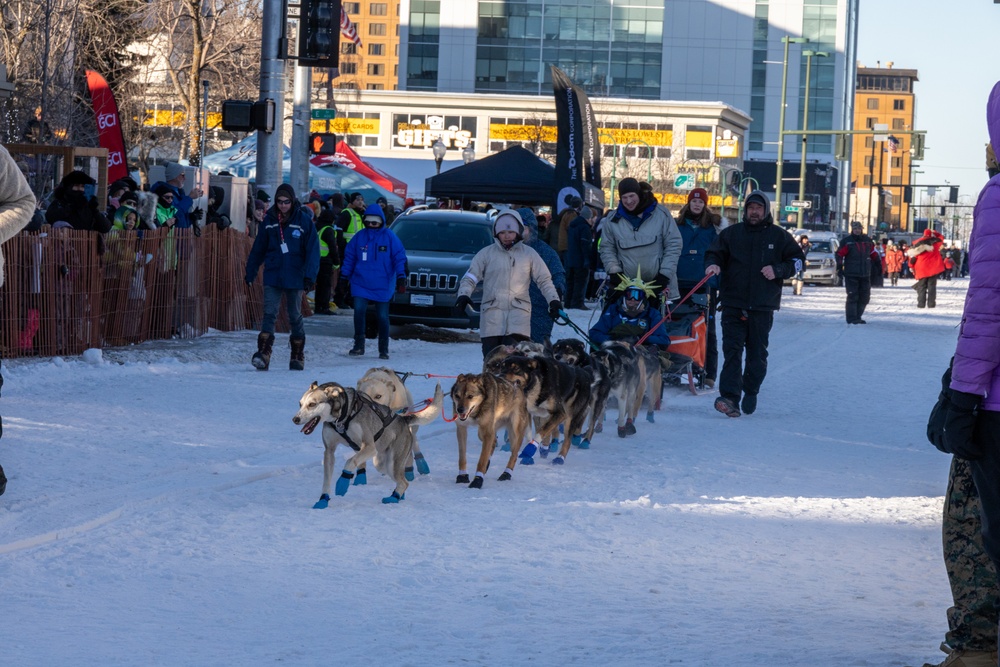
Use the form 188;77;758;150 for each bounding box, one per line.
891;157;903;168
686;149;711;161
342;43;357;55
864;156;873;167
863;175;871;186
890;176;902;185
865;117;877;129
867;98;879;110
367;63;385;76
892;118;906;130
864;137;873;148
893;99;906;111
368;43;384;56
366;83;384;90
370;3;387;15
343;2;359;12
340;63;357;74
369;23;386;36
393;64;398;76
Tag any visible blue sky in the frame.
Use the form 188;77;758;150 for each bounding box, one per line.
856;0;999;202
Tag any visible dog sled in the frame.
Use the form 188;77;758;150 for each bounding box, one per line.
659;293;710;395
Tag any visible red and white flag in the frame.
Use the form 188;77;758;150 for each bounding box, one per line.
341;8;362;46
887;135;899;153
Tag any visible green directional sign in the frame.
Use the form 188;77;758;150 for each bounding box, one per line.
674;174;695;190
784;206;800;212
310;108;337;120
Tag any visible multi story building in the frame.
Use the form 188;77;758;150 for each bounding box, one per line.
850;63;918;232
325;1;861;224
330;2;402;91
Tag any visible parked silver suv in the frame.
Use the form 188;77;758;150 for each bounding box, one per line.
793;230;841;286
387;209;495;328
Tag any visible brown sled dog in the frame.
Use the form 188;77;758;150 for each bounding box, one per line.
449;372;530;489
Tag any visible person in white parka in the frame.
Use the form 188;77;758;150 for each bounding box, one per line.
455;210;562;358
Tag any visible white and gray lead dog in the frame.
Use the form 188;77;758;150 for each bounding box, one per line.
293;381;443;507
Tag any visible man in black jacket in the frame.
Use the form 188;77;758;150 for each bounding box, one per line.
704;191;804;417
836;221;880;324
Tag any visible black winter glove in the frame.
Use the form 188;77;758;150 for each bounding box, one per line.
396;276;406;294
944;390;984;460
190;207;204;223
454;294;473;315
193;223;202;238
304;277;315;292
548;300;563;320
610;273;624;289
653;273;671;292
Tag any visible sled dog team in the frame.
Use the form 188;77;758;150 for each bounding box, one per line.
292;338;664;507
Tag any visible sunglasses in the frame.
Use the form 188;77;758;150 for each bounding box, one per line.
276;199;292;205
161;195;174;201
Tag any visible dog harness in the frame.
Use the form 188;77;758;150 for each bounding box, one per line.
333;390;396;451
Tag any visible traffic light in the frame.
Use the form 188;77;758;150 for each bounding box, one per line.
903;185;913;204
912;132;925;160
834;134;850;161
221;99;275;133
949;186;959;203
310;133;337;155
298;0;341;68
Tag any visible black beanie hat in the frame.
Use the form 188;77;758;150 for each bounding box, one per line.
618;178;641;197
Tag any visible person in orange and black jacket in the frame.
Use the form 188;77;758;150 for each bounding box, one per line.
907;228;947;308
836;221;880;324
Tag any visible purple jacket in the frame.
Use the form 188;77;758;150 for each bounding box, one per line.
950;80;1000;410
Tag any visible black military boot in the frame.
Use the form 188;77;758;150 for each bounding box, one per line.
251;332;275;371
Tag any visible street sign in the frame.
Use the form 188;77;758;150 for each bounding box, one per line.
674;174;695;190
311;108;337;120
873;123;889;142
784;206;800;212
790;200;812;209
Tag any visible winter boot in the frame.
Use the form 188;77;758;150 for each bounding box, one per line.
920;643;999;667
289;336;305;371
251;332;275;371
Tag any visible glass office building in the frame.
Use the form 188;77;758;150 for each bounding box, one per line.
400;0;861;217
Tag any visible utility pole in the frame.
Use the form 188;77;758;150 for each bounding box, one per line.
290;64;312;197
256;0;286;200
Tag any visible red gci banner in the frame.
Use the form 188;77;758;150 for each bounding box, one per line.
84;69;128;182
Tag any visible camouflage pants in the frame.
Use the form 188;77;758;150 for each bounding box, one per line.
943;457;1000;651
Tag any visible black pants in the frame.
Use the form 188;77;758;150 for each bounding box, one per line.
565;266;589;309
315;259;334;312
844;276;871;323
718;307;773;403
915;274;939;308
481;333;529;359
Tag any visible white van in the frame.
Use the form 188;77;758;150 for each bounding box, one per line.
792;230;841;286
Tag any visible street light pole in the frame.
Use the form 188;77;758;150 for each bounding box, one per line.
796;50;828;228
622;139;654;184
432;138;446;175
775;36;809;217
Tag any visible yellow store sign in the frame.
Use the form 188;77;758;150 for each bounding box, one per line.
309;118;380;135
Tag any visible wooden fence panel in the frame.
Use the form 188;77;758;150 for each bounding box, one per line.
2;227;264;358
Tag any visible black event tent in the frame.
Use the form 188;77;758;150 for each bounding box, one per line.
424;145;559;205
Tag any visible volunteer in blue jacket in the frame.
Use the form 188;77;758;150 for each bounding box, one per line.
245;183;320;371
675;187;721;387
341;203;407;359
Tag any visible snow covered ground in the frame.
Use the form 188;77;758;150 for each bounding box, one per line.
0;278;969;666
